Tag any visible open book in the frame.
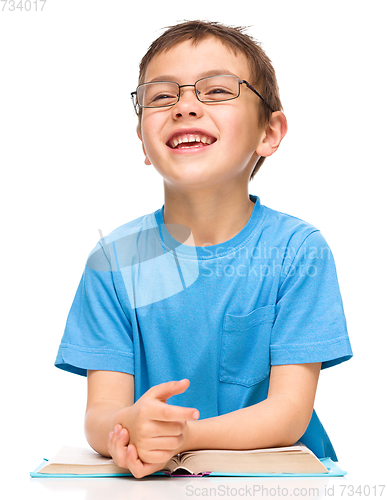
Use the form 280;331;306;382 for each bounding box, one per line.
33;443;332;477
163;443;328;475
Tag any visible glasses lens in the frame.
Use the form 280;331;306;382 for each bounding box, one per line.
137;82;179;108
196;75;239;102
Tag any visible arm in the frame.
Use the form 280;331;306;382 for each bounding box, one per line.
178;362;321;452
85;370;134;457
85;371;199;477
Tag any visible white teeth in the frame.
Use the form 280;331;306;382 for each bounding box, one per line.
170;132;214;148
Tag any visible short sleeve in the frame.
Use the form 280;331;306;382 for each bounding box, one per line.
55;243;134;377
270;230;353;369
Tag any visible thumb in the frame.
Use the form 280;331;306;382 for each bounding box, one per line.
147;379;190;402
126;444;166;479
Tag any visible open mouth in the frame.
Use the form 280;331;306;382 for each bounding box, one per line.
166;131;217;150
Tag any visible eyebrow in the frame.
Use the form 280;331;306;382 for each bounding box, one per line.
148;69;239;83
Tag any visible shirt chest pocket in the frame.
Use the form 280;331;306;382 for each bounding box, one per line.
219;305;275;387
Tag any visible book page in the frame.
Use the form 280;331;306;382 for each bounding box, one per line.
179;443;328;475
45;446;117;467
180;443;306;460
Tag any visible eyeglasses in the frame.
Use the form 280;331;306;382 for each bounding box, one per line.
131;74;274;115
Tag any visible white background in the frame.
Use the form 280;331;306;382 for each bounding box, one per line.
1;1;386;498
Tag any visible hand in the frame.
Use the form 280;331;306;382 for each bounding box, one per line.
107;424;169;478
108;379;199;473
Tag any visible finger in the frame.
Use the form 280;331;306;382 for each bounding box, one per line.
118;427;130;446
108;427;130;469
139;448;177;465
108;424;123;451
145;435;184;452
126;443;167;479
147;379;190;403
148;420;185;436
153;401;199;422
112;445;130;469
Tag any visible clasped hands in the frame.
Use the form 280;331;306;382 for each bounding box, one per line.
107;379;199;478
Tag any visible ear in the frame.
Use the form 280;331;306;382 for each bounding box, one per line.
256;111;288;158
137;125;152;166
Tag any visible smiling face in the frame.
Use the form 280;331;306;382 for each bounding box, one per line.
138;37;266;191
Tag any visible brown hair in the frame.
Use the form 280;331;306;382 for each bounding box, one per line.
136;20;283;180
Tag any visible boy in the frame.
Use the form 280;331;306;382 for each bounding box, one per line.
55;21;353;479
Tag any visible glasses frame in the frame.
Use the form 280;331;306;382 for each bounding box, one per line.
130;75;275;115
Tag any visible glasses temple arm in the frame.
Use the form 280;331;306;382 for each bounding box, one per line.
131;91;139;116
240;80;275;113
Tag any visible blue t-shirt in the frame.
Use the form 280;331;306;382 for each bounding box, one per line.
55;195;352;460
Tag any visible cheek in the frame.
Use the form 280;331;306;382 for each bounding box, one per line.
237;108;261;150
217;108;260;152
140;115;162;158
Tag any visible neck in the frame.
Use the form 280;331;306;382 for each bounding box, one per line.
162;184;255;247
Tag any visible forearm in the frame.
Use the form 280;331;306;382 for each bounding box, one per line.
181;394;312;452
85;402;128;457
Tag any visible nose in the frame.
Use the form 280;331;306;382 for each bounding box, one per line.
172;85;204;119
